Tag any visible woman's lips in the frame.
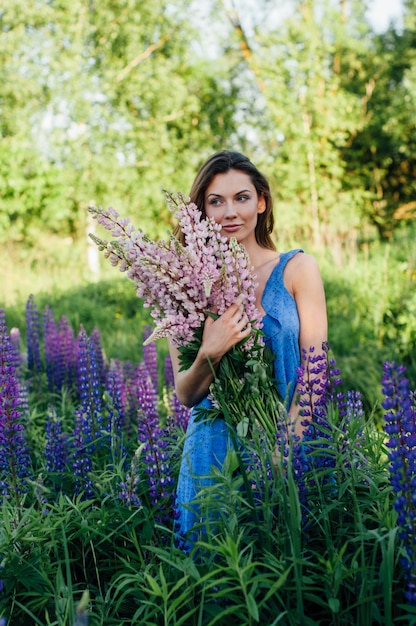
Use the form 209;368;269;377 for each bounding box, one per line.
222;225;241;233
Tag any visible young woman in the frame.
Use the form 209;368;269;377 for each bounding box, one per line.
169;150;328;541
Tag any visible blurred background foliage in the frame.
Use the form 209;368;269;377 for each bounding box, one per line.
1;0;415;408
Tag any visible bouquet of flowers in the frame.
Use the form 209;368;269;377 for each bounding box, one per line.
88;192;285;442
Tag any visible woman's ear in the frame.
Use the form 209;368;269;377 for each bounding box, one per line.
257;195;266;214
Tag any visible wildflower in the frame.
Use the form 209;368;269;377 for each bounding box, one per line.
166;390;191;434
0;310;32;504
164;354;175;389
9;327;22;369
90;327;107;386
119;445;143;507
74;590;89;626
45;405;68;474
43;306;59;392
135;363;159;437
76;327;104;444
382;361;416;606
71;408;94;499
88;193;263;349
132;363;175;522
43;308;77;393
123;360;138;435
143;326;158;391
142;422;175;521
294;346;346;517
25;294;42;374
105;362;126;461
298;346;347;465
88;193;279;441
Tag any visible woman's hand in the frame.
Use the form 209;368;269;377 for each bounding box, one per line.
168;294;252;408
200;294;252;363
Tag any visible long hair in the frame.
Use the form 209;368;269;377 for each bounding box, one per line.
174;150;276;250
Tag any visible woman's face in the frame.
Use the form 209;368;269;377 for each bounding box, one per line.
204;169;265;247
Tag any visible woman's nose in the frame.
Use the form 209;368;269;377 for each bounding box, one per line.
224;201;237;217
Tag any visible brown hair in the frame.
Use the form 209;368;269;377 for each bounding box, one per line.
174;150;276;250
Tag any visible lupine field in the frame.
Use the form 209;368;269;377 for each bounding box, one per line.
1;294;416;625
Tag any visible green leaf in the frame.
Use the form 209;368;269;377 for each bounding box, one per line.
328;597;340;613
236;417;250;438
246;592;259;621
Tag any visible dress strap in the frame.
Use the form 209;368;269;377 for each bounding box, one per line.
275;249;303;276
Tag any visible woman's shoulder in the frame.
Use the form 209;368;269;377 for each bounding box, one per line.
287;250;318;269
284;251;323;292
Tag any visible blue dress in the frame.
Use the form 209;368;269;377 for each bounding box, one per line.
175;249;303;541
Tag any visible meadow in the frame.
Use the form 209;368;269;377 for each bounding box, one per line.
0;225;415;625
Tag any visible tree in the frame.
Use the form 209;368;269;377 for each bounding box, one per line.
0;0;239;243
339;5;416;240
208;0;414;250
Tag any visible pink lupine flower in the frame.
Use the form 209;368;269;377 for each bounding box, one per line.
88;193;263;349
88;193;285;442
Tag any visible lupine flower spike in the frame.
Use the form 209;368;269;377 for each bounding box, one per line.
382;361;416;606
0;310;32;505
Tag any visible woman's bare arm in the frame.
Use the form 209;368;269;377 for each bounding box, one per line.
286;254;328;435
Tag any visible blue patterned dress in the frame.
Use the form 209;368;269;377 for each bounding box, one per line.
175;249;303;541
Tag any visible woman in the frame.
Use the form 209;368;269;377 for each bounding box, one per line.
169;150;328;542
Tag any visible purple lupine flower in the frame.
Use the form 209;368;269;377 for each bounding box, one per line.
292;345;345;518
123;360;139;436
143;326;158;391
43;306;59;392
142;422;175;523
45;406;68;474
71;408;94;499
9;327;23;370
164;354;175;389
164;355;190;434
119;446;142;507
298;346;345;466
105;362;126;461
42;308;77;393
90;327;107;386
0;310;32;503
345;390;364;426
76;327;104;444
382;361;416;606
135;363;159;440
56;316;76;390
337;390;365;467
74;590;89;626
25;294;42;374
166;391;190;434
296;346;330;428
134;364;175;523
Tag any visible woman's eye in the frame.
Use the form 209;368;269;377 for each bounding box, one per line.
208;198;221;206
237;195;249;202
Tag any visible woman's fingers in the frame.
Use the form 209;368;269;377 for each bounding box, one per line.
201;294;251;359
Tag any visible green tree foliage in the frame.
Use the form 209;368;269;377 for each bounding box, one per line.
0;0;414;247
207;0;415;249
340;19;416;239
0;0;239;242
